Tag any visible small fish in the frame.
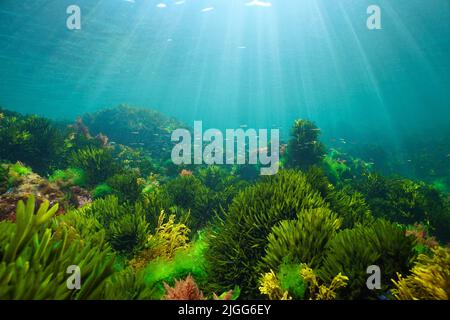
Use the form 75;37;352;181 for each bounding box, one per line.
131;131;140;135
201;7;214;12
245;0;272;7
240;124;248;128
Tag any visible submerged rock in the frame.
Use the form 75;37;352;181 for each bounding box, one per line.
81;105;187;160
70;186;92;208
0;171;66;222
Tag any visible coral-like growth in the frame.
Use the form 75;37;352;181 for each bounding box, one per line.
392;247;450;300
285;119;326;171
163;275;205;300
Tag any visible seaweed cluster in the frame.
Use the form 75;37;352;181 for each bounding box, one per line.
0;107;449;300
0;196;114;299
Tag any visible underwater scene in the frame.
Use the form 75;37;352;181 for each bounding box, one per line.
0;0;449;303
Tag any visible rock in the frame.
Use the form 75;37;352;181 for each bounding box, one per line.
70;186;92;208
82;105;187;160
0;172;66;222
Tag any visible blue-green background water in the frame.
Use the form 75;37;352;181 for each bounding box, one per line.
0;0;449;148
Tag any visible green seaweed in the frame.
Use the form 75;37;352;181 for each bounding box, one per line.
163;175;213;232
319;219;416;299
206;170;326;298
0;196;115;299
354;173;450;241
49;167;86;187
278;262;307;300
305;166;373;229
106;170;144;203
69;146;118;186
92;183;113;199
0;164;8;194
262;207;341;272
285;119;326;171
0;112;66;174
103;267;156;300
143;232;209;299
75;196;149;256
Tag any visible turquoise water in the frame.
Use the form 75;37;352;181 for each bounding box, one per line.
0;0;449;143
1;1;450;302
